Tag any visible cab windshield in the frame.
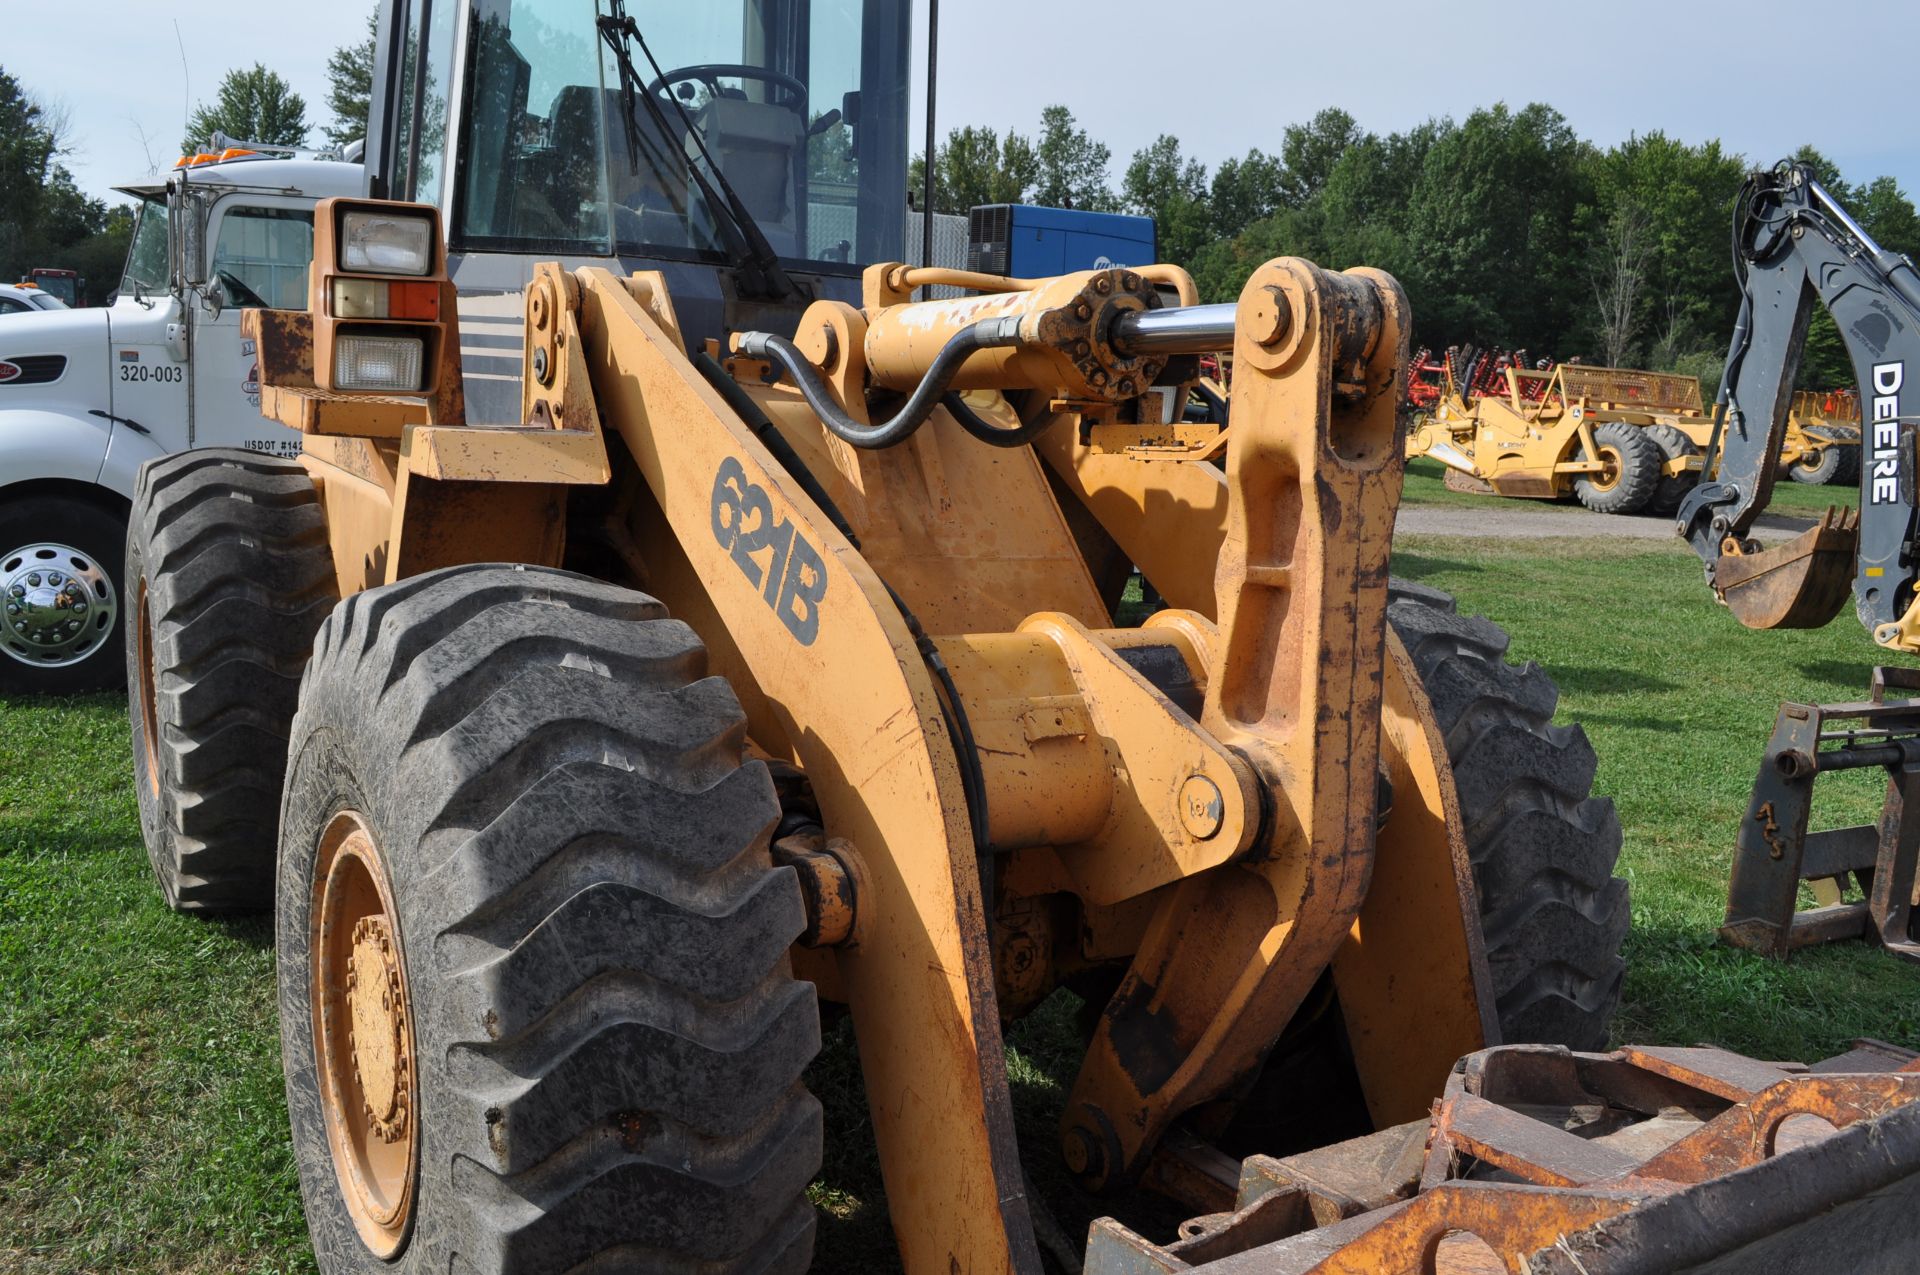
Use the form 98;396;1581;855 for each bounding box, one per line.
456;0;909;268
120;199;171;298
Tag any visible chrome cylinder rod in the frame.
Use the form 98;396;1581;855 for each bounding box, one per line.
1110;303;1237;356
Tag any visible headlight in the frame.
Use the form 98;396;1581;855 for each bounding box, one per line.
339;211;434;275
334;333;424;391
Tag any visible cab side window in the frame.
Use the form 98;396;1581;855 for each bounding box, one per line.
0;298;28;314
209;207;316;310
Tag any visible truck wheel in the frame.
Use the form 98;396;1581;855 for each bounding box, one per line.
1640;423;1700;517
1790;443;1860;486
126;449;337;913
277;564;820;1275
0;494;126;695
1386;581;1628;1049
1572;422;1661;515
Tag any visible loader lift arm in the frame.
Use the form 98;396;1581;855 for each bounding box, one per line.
1676;161;1920;642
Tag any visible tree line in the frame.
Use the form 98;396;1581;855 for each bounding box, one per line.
917;103;1920;389
7;25;1913;393
0;16;372;306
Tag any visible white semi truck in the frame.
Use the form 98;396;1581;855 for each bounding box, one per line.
0;149;364;694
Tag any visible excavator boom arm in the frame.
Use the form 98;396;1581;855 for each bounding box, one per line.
1678;163;1920;639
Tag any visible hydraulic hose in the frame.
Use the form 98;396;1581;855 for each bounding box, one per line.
736;315;1024;449
939;390;1057;448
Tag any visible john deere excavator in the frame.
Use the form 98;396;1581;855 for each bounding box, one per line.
118;6;1920;1269
1676;161;1920;964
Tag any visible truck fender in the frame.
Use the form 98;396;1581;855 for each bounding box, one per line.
0;408;113;494
97;417;173;503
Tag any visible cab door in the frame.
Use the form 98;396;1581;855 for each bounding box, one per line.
190;197;314;458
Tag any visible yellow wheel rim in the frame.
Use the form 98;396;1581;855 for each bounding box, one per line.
312;809;419;1258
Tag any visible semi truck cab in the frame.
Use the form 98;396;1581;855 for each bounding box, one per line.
0;151;364;694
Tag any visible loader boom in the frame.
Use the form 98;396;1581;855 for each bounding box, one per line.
1676;162;1920;642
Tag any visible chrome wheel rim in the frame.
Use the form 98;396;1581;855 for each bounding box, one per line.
1;542;117;669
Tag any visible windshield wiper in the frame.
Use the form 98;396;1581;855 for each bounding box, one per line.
595;0;803;304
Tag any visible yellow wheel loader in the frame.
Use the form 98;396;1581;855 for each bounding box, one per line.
120;7;1920;1271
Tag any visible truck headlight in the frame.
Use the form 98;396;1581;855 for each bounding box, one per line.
334;333;424;391
339;211;435;275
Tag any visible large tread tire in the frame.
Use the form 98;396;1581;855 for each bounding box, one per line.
1790;441;1860;487
126;448;336;913
277;563;820;1275
0;493;128;695
1387;580;1628;1050
1640;423;1700;517
1572;421;1662;515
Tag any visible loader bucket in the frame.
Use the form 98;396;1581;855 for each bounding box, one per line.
1085;1040;1920;1274
1714;507;1858;630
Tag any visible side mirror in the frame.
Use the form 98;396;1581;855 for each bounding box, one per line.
179;199;209;287
841;91;862;128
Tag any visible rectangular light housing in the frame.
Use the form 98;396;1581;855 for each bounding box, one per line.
331;277;441;320
334;333;425;392
339;210;435;275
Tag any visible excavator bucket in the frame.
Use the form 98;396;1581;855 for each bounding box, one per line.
1086;1040;1920;1274
1714;507;1858;629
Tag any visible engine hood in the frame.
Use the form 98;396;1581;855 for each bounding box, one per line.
0;305;111;361
0;304;114;416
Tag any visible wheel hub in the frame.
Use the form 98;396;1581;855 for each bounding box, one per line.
347;916;411;1144
313;811;418;1258
1;543;116;668
1590;446;1623;492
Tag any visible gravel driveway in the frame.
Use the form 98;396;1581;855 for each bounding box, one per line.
1396;503;1818;542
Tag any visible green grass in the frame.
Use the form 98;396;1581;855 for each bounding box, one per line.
4;534;1917;1271
0;695;307;1274
1391;534;1920;1058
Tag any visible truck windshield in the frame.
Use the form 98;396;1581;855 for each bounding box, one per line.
30;273;77;305
455;0;908;269
120;199;170;298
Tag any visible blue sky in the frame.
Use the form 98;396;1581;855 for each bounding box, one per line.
12;0;1918;210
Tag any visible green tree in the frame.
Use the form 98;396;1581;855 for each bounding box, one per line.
0;69;57;280
1399;103;1594;352
1586;132;1746;366
1208;149;1286;240
184;64;309;154
1853;174;1920;258
909;124;1038;214
1280;107;1364;206
1122;134;1210;265
1032;105;1114;211
323;9;378;147
57;202;135;306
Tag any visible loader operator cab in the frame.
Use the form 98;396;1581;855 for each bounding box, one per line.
369;0;913;422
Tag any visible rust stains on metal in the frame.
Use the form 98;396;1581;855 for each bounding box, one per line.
1714;507;1859;629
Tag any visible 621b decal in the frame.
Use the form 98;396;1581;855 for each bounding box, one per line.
710;456;827;645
